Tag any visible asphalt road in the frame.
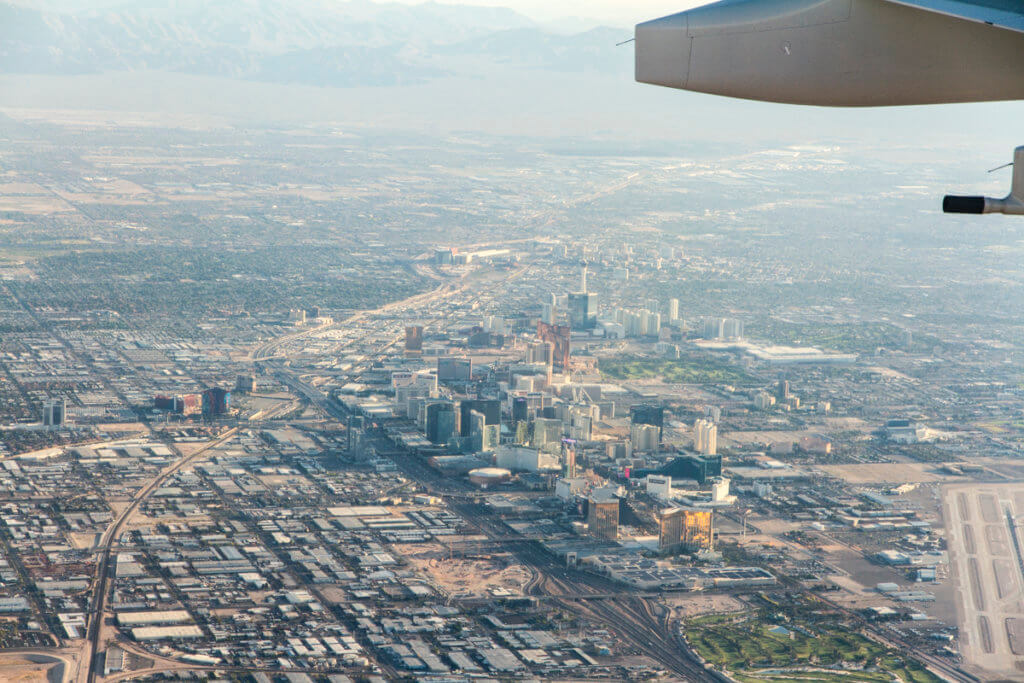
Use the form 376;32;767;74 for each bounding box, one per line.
83;427;239;683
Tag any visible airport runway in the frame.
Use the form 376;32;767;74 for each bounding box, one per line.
945;483;1024;678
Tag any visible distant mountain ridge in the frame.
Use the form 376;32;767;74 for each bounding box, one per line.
0;0;629;86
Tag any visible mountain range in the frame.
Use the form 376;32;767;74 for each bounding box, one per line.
0;0;630;86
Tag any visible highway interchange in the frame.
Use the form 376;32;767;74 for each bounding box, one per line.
239;255;748;681
49;245;975;682
243;251;977;683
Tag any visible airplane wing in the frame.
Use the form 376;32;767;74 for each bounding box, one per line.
882;0;1024;34
635;0;1024;106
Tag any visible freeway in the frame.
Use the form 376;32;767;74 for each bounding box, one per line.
99;660;379;683
252;247;531;373
254;251;969;681
249;247;721;678
82;427;239;683
278;363;713;679
251;272;464;362
3;279;250;682
271;339;966;681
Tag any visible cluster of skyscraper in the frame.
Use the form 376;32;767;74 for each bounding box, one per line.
567;264;599;331
658;507;713;553
603;297;682;340
701;317;744;341
692;418;718;455
41;398;66;427
420;397;501;453
629;404;664;452
152;387;231;417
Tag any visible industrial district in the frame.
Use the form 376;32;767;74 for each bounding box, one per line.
0;110;1020;683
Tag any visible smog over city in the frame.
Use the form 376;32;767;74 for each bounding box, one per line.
0;0;1023;681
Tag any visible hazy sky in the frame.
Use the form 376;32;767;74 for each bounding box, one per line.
10;0;1023;165
23;0;704;26
380;0;703;26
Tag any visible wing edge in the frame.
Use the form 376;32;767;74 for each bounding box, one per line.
880;0;1024;34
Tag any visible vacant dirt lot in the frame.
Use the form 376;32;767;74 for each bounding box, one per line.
396;542;533;597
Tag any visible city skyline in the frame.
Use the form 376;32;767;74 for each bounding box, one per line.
0;0;1020;680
